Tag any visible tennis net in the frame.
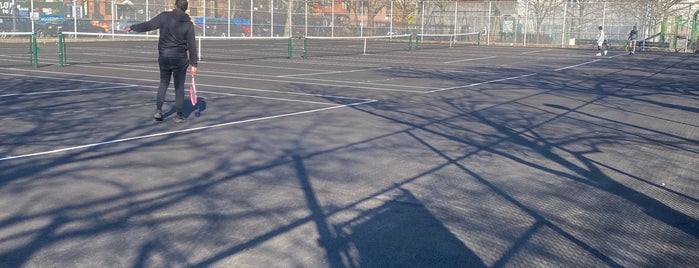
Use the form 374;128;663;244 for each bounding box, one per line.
59;32;159;66
301;34;413;58
196;36;293;61
415;32;481;49
0;32;37;68
59;33;294;65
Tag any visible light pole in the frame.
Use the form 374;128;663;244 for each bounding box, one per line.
11;0;16;32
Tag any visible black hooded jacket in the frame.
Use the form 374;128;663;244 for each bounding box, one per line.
130;9;198;67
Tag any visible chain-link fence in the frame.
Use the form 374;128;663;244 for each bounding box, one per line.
514;1;697;52
1;0;697;52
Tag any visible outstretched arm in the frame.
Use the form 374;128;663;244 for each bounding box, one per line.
124;14;162;33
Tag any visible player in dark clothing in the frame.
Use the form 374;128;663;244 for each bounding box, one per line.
628;26;638;55
124;0;198;123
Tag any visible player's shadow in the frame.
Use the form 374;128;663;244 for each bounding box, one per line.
188;98;207;118
162;98;207;119
338;186;484;267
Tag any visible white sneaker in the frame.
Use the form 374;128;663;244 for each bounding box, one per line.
604;50;608;55
596;52;601;56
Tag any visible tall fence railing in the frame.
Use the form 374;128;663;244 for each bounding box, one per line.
1;0;697;52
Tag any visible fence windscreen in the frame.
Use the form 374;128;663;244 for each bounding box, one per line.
1;1;697;53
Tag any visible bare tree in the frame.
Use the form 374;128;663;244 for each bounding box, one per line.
364;0;391;34
523;0;563;42
633;0;687;43
389;0;418;34
566;0;598;39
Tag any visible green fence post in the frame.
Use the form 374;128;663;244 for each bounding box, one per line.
301;37;307;59
408;34;413;50
415;35;420;50
673;15;681;51
693;9;699;52
58;31;64;67
32;33;38;68
288;37;292;59
660;19;667;45
27;34;33;66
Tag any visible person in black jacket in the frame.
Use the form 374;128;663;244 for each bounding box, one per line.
124;0;198;123
628;26;638;55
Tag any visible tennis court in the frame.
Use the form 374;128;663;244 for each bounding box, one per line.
1;36;698;267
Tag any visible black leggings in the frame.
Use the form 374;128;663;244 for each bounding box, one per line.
156;57;189;114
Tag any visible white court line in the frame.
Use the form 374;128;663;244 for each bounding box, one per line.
27;54;434;92
277;67;393;77
1;92;335;121
444;56;496;64
428;73;538;93
26;62;428;93
554;59;601;71
0;56;33;63
66;51;326;73
522;49;551;54
554;53;626;71
2;103;147;121
0;100;376;161
92;63;433;92
200;91;344;106
92;64;427;93
0;84;137;98
0;68;377;101
3;72;347;106
198;61;330;72
1;72;141;88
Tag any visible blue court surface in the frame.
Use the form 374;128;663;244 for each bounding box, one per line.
1;39;698;267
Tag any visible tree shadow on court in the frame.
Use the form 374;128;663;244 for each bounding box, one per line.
1;136;296;266
0;132;482;267
1;52;697;267
334;57;698;266
554;56;699;115
190;152;484;267
0;75;260;265
0;73;479;267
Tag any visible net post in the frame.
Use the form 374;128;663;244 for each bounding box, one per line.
363;38;367;54
31;33;38;68
477;32;481;45
288;37;292;59
58;31;64;67
27;34;33;66
301;37;307;59
197;38;202;61
408;34;413;50
415;34;420;50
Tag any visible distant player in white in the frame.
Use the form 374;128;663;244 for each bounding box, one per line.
596;26;608;56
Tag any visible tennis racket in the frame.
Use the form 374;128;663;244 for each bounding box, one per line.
189;74;197;106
